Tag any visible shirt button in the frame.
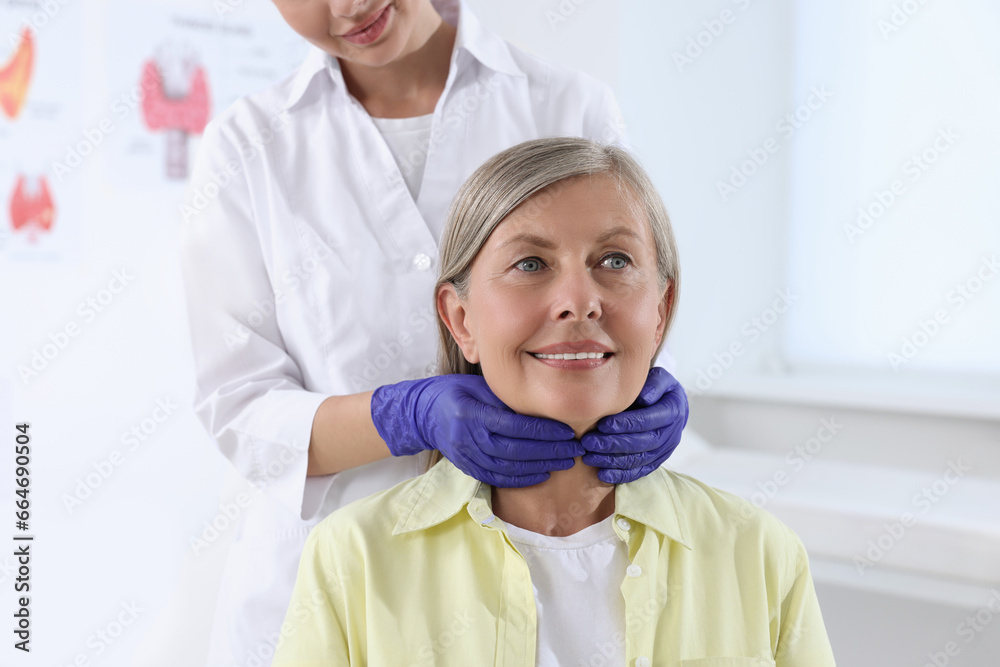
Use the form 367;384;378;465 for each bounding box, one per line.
413;253;432;271
616;518;632;531
626;564;642;578
635;657;651;667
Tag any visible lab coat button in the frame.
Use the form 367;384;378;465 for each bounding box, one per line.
413;253;432;271
626;564;642;578
616;518;631;531
635;657;651;667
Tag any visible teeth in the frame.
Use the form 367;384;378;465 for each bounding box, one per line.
532;352;608;360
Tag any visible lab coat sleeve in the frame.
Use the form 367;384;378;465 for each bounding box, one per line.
272;526;352;666
774;530;837;666
180;116;332;522
585;81;630;149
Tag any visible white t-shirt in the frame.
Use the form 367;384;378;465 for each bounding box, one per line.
502;515;629;666
370;112;434;208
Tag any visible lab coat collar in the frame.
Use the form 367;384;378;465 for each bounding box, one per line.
283;46;332;113
448;0;525;79
392;457;694;550
282;0;523;113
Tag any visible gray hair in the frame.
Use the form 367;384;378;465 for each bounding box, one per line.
434;136;680;379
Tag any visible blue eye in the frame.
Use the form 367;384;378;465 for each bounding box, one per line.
516;258;543;272
602;254;631;270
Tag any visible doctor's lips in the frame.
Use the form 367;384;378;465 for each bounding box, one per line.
528;341;614;361
340;3;392;45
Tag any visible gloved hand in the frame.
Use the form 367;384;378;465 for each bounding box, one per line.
581;367;689;484
371;374;583;488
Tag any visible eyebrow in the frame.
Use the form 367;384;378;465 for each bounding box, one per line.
497;225;641;250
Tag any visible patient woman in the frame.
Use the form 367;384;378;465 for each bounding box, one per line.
271;137;836;666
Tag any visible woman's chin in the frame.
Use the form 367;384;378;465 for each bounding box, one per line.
497;387;622;437
535;406;605;439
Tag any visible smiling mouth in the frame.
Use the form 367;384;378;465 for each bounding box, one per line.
343;4;390;36
530;352;613;360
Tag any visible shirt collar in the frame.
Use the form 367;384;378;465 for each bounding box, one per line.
282;0;524;113
392;457;694;550
283;46;332;113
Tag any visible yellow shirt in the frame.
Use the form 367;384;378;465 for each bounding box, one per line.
272;458;836;667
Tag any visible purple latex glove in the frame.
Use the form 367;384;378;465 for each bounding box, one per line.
371;374;583;488
581;367;689;484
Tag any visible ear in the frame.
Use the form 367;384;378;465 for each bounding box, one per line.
436;283;480;364
652;281;674;349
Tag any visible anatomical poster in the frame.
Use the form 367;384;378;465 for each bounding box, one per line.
0;0;85;262
104;1;307;190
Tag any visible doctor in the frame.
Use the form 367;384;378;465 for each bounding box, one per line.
179;0;688;665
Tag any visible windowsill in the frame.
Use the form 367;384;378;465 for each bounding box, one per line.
808;555;998;609
686;367;1000;422
667;434;1000;588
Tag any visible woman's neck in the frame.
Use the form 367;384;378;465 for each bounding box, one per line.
492;457;616;537
339;12;457;118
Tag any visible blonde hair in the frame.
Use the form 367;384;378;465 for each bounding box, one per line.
427;137;680;469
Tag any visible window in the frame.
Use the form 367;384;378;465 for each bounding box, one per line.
784;0;1000;376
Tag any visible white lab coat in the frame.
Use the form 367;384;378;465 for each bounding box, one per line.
179;2;635;665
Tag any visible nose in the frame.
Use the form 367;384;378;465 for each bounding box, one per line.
329;0;368;19
551;265;602;322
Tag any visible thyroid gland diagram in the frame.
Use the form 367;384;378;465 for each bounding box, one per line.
9;175;55;243
0;27;35;120
140;44;211;180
